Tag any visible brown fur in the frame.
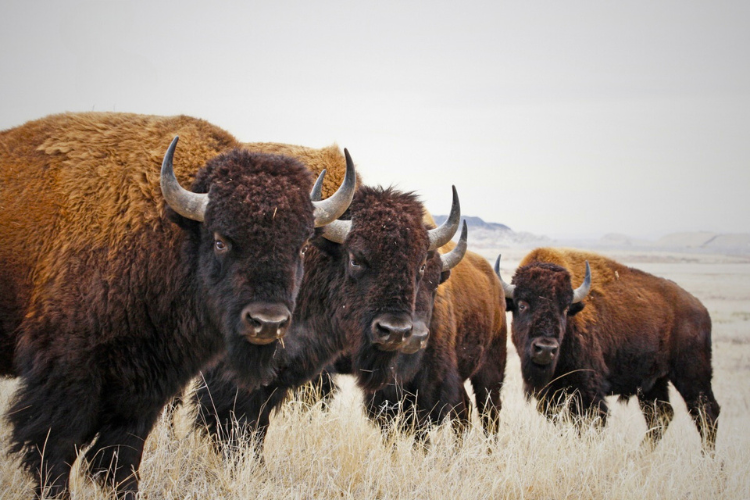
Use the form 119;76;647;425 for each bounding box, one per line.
242;142;362;198
508;247;720;450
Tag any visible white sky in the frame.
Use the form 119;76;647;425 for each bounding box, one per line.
2;0;748;239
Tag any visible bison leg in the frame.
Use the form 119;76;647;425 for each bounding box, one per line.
470;339;507;435
365;383;414;435
195;372;288;459
299;368;338;409
566;390;608;431
637;378;674;448
671;380;720;451
670;364;721;451
83;410;160;499
7;374;100;499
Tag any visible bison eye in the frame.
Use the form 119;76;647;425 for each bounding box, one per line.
213;233;231;255
419;263;426;277
300;244;309;257
517;300;529;313
348;251;366;271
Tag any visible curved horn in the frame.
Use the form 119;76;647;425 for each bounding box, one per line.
160;136;208;222
310;169;326;201
571;261;592;303
441;221;468;271
494;254;515;299
428;186;460;251
320;219;352;244
312;148;356;227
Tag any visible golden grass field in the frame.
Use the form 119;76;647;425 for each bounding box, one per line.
1;249;749;499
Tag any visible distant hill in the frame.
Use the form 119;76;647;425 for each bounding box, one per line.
565;231;750;254
429;217;750;255
432;215;512;233
432;215;550;248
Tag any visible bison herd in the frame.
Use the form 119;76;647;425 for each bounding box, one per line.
0;113;720;499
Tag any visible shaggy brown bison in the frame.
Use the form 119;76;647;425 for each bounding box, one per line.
321;232;507;440
0;112;355;498
193;164;466;452
496;248;720;450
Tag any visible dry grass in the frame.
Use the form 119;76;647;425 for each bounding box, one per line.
2;253;749;499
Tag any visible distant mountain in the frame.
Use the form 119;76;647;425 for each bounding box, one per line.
432;215;512;232
431;215;550;248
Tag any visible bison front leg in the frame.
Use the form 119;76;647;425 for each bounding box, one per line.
83;415;158;500
7;371;100;499
637;378;674;449
195;373;287;460
470;337;507;435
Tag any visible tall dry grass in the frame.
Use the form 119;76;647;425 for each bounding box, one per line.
1;255;749;499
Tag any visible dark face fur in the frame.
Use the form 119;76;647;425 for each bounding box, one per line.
170;150;314;382
507;262;584;395
400;252;450;354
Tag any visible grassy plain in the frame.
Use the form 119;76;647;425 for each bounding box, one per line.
1;250;749;499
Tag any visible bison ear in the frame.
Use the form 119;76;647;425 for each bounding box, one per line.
568;302;585;316
439;270;451;284
505;298;515;313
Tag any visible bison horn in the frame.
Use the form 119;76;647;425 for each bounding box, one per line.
320;219;352;244
311;148;356;227
441;221;468;271
310;169;326;201
494;254;515;299
571;261;592;303
161;136;209;222
427;186;461;251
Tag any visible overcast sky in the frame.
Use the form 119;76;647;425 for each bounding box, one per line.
2;0;748;238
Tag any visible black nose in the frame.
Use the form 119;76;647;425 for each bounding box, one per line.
530;338;559;365
371;313;413;350
241;303;291;344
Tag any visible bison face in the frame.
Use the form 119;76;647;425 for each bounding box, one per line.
400;251;449;354
164;145;354;384
504;262;587;394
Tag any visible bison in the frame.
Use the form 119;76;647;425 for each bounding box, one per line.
193;165;467;453
320;231;508;441
0;112;355;498
496;248;720;450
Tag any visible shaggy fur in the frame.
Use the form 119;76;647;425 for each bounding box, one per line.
194;186;441;452
0;112;318;498
507;247;720;450
243;142;363;198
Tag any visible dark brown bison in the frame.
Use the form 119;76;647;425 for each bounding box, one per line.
496;248;720;450
0;112;355;498
193;166;466;453
322;231;508;440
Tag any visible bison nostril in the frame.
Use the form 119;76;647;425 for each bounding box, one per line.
375;322;391;338
371;313;413;345
241;303;292;342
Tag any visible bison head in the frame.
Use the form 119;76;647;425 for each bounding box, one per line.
495;256;591;394
161;138;354;382
305;185;461;391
